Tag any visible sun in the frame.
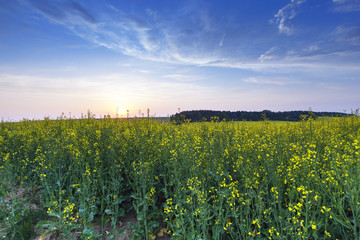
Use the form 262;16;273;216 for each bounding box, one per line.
116;107;126;117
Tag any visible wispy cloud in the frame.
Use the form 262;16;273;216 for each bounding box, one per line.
219;33;226;47
317;82;344;90
198;10;213;32
258;47;278;62
205;58;360;73
277;24;360;64
0;72;209;100
146;8;158;20
282;50;360;70
243;76;301;85
271;0;306;35
162;74;202;82
24;0;225;67
334;25;360;46
138;70;152;74
21;0;360;74
29;0;96;24
31;2;168;59
332;0;360;12
0;73;105;94
302;45;320;52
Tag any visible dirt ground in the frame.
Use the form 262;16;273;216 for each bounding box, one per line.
34;209;172;240
1;184;171;240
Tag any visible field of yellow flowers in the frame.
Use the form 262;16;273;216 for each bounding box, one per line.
0;115;359;239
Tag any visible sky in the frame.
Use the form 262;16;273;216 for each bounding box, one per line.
1;0;360;120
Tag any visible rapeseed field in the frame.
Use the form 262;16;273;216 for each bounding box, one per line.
0;115;359;239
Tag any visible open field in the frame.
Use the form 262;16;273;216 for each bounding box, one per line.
1;116;360;239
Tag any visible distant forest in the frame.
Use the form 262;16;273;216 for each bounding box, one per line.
170;110;349;123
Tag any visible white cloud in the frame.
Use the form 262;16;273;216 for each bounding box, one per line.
162;74;202;82
25;0;360;74
219;33;226;47
283;50;360;66
0;73;107;94
334;25;360;46
29;0;97;27
243;76;300;85
271;0;306;35
258;47;277;62
27;0;228;68
332;0;360;12
317;82;343;90
146;8;158;20
303;45;320;52
199;10;213;32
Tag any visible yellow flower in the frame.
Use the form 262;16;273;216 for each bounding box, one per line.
325;231;331;237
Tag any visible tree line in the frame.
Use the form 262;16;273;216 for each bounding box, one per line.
170;110;349;123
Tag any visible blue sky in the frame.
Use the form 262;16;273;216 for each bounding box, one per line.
1;0;360;120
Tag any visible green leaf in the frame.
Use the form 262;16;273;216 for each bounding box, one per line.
118;208;125;217
88;211;95;222
118;228;127;236
105;209;113;215
130;193;139;200
136;214;143;222
78;208;86;217
107;233;115;239
37;220;56;230
48;212;61;219
149;220;159;229
112;197;127;205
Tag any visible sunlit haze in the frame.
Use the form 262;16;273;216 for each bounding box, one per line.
1;0;360;120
